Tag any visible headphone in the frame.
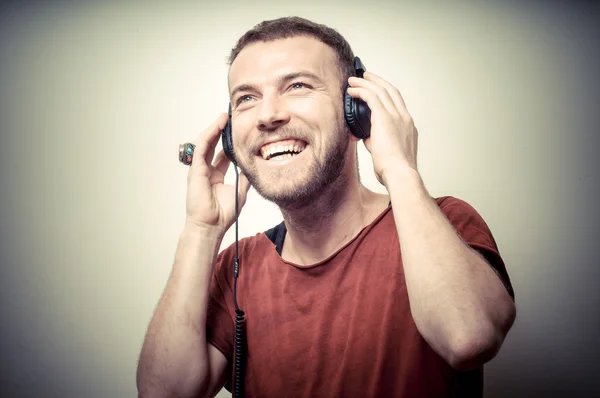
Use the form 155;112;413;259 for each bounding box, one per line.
221;56;372;163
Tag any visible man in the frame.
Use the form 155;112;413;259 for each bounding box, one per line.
137;16;516;398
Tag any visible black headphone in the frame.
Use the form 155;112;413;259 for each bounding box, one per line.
221;56;371;163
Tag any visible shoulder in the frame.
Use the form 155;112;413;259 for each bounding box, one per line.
434;196;515;298
435;195;479;213
434;196;496;241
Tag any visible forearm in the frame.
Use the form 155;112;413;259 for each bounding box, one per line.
137;224;224;396
384;167;515;369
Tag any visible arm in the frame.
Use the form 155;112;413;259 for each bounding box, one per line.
136;113;251;397
347;72;516;370
136;226;229;398
385;168;516;370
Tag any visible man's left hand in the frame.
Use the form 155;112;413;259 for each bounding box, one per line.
347;72;419;186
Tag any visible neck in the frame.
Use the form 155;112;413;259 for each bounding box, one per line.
280;174;389;265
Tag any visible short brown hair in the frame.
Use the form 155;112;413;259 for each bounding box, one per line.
227;16;356;88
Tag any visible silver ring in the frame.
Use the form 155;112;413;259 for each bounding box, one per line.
178;142;195;166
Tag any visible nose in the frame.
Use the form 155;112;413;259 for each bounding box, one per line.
256;95;290;131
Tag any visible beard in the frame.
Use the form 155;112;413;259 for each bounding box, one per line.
235;121;351;211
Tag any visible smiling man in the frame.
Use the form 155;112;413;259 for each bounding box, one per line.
229;37;355;216
137;16;516;398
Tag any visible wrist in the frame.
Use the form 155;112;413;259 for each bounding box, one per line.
381;163;423;192
182;221;226;243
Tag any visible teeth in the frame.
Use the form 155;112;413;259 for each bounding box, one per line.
260;141;307;160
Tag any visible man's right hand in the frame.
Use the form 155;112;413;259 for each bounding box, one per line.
185;113;251;237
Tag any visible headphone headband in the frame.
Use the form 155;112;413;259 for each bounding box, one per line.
354;57;366;78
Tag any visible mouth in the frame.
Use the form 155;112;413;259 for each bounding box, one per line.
259;139;308;161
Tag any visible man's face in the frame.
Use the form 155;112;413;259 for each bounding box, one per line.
228;36;353;209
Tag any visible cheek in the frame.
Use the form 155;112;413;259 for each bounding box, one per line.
231;113;256;152
298;96;339;118
297;98;342;131
308;103;345;154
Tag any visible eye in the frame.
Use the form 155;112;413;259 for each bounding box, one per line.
236;95;253;105
290;82;310;90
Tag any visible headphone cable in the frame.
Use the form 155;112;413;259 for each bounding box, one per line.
232;165;246;398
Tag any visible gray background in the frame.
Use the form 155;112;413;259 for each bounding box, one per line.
1;0;598;397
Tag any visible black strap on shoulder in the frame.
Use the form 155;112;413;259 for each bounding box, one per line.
265;201;390;256
265;221;286;255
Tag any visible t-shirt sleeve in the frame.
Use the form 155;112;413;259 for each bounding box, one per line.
206;248;235;371
437;196;515;300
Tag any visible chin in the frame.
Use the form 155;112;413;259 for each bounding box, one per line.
252;172;319;209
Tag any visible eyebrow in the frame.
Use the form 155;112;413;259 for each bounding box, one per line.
230;71;324;100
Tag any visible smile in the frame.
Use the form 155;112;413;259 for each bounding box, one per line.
259;139;307;161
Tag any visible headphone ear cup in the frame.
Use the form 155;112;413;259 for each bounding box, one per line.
221;119;235;162
344;86;371;139
221;104;236;163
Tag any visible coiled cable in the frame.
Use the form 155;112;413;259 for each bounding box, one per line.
232;166;246;398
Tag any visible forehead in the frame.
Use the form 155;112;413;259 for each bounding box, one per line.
228;36;339;91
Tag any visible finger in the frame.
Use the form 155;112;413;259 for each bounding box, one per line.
363;72;412;121
190;113;229;170
202;113;229;167
212;149;231;177
203;136;219;170
346;85;394;121
348;76;400;118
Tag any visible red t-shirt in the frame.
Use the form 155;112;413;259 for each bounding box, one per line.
206;196;514;397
